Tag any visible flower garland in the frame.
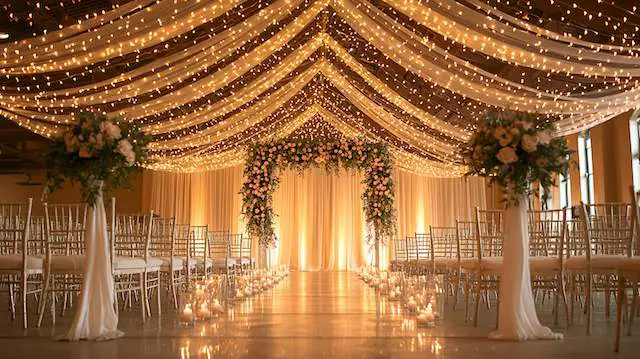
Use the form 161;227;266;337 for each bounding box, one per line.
46;112;152;205
241;138;396;247
461;112;572;206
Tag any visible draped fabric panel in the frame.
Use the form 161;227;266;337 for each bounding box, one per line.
141;166;486;270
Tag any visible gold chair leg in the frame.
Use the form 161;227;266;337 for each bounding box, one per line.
615;274;625;353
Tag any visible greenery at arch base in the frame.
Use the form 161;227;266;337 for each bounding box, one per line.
241;138;396;248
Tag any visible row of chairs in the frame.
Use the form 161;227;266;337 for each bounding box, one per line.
391;196;640;350
0;198;254;329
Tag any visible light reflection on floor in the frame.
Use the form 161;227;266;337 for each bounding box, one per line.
0;271;638;358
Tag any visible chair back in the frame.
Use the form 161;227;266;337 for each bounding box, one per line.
174;224;191;259
565;218;587;258
455;220;476;260
29;215;47;258
189;226;208;260
44;202;88;257
113;212;154;260
405;235;417;262
0;199;33;258
528;208;566;259
240;233;252;260
150;217;175;259
429;226;457;260
393;237;408;262
579;202;634;258
414;233;431;261
208;230;230;261
475;208;503;259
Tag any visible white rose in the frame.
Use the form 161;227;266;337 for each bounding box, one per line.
522;134;538;153
496;146;518;164
537;131;551;145
101;121;122;140
117;139;136;166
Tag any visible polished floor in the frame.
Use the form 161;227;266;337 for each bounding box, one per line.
0;271;638;358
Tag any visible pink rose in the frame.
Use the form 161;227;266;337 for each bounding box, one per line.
496;147;518;164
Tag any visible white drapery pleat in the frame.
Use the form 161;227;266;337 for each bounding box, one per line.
142;166;486;270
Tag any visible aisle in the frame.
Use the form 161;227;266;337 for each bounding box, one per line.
0;271;638;358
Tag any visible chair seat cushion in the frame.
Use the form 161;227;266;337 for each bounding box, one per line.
434;257;458;268
529;257;561;272
196;258;213;268
213;257;236;268
114;256;147;271
564;255;627;270
50;255;85;272
0;254;43;272
616;257;640;271
158;256;185;270
459;257;503;271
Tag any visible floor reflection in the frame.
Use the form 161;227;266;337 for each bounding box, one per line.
0;271;638;358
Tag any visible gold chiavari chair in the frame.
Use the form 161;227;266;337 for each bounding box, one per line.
112;211;161;321
208;231;236;299
527;208;569;326
405;235;418;275
189;226;209;279
414;232;433;275
614;188;640;352
565;202;634;335
174;224;195;288
390;237;408;273
0;199;41;328
150;217;183;309
239;233;255;273
429;226;458;303
455;220;476;312
37;202;88;327
461;208;503;327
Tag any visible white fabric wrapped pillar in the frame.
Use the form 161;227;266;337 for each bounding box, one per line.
489;194;562;341
62;183;123;341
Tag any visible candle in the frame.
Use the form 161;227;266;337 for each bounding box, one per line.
197;302;211;320
212;299;224;314
181;304;194;322
416;312;429;326
407;296;418;312
424;303;435;321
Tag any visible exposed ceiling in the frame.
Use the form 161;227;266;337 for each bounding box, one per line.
1;0;640;175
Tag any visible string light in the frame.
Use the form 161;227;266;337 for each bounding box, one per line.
1;0;639;174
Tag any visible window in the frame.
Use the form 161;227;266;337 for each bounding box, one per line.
559;171;571;209
630;116;640;191
578;130;595;205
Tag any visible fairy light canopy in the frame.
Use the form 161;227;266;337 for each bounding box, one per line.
1;0;639;176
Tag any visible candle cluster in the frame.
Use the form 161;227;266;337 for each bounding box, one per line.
357;267;443;328
179;266;289;324
180;276;226;324
234;266;290;300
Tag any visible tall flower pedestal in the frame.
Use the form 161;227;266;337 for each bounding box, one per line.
488;194;562;341
60;183;123;341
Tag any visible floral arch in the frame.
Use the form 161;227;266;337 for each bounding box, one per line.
241;138;396;262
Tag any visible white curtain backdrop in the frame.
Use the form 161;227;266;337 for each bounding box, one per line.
142;166;487;271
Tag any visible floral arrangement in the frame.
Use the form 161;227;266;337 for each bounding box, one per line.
241;138;396;247
46;112;152;205
461;112;571;206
